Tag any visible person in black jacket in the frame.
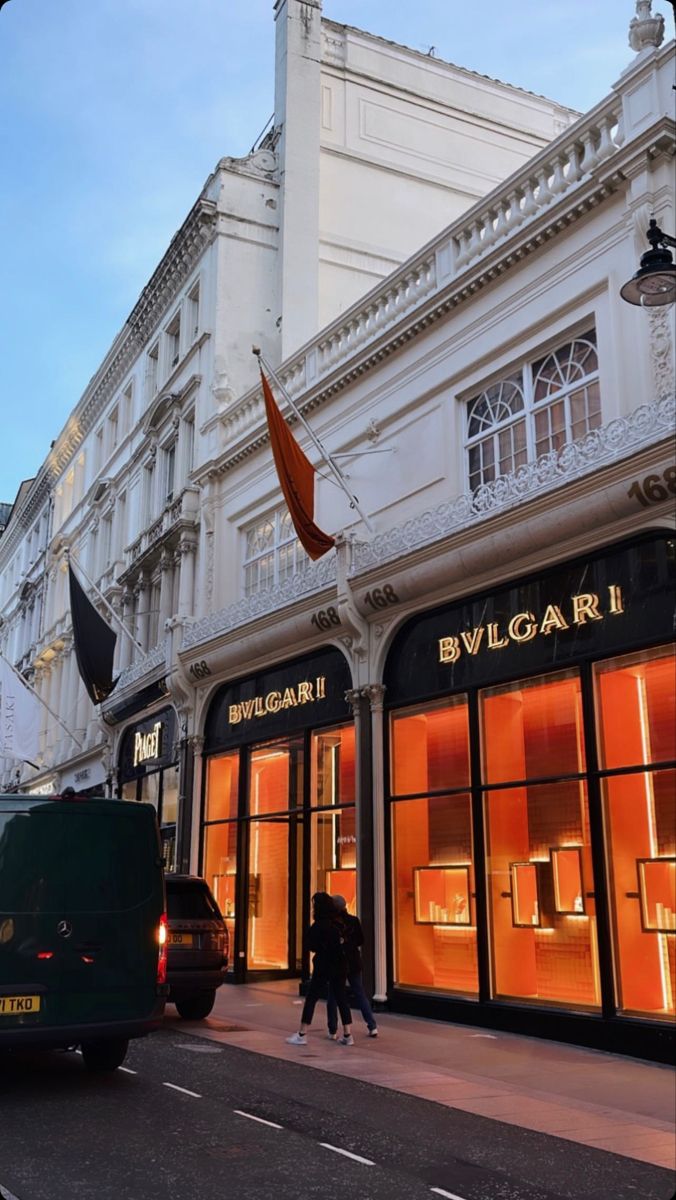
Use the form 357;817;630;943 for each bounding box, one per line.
326;894;378;1039
286;892;353;1046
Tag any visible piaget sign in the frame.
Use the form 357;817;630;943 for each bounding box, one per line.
228;676;327;726
439;586;625;664
133;720;164;767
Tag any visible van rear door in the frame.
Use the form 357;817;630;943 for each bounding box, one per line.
0;800;163;1034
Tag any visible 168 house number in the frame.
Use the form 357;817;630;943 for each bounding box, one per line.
626;467;676;508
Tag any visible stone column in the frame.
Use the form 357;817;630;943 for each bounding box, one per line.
134;572;149;654
188;734;205;875
158;549;174;630
364;683;388;1005
346;685;376;1000
119;590;134;671
177;538;196;619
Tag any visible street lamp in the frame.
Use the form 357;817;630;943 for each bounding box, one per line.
620;219;676;306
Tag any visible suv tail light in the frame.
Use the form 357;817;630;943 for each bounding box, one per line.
157;912;168;985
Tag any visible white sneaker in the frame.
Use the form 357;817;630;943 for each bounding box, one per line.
327;1032;338;1040
367;1028;379;1038
286;1032;307;1045
339;1034;354;1045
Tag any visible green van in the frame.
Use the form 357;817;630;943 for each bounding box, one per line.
0;794;167;1071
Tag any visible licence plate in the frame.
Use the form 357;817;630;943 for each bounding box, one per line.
0;994;41;1016
168;933;194;947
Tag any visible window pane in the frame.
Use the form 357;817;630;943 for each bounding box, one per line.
481;671;585;784
311;725;355;808
249;745;291;815
484;781;600;1009
392;795;478;996
161;771;179;826
594;647;676;769
534;398;566;457
391;698;470;795
602;769;675;1018
203;819;238;967
247;816;290;969
310;806;357;912
205;751;239;822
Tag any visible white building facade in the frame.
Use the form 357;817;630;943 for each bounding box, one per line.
0;3;673;1059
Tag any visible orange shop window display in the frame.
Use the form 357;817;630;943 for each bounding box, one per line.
310;725;357;909
595;647;676;1019
390;697;479;997
481;670;601;1010
203;751;239;962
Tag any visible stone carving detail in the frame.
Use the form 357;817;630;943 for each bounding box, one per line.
647;307;676;404
629;1;664;53
353;396;675;572
109;642;167;694
183;554;337;649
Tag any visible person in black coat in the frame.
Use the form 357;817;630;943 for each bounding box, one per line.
286;892;353;1046
327;894;378;1038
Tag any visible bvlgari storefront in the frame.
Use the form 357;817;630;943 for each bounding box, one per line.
202;647;356;983
384;533;675;1061
118;706;180;871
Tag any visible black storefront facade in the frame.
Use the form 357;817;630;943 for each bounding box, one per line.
201;647;367;985
118;705;181;872
383;531;675;1062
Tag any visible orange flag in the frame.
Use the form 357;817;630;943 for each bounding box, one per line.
260;368;335;560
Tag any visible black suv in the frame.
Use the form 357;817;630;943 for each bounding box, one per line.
164;875;228;1020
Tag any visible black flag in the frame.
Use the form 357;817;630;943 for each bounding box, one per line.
68;563;117;704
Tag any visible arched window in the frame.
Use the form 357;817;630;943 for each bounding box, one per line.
464;328;601;492
244;508;309;597
466;374;526;492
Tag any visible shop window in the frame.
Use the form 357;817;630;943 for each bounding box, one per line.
391;793;478;997
594;648;675;1020
243;507;309;597
310;725;357;907
595;646;675;770
481;670;600;1011
205;752;239;822
203;819;238;959
465;328;600;492
481;671;585;785
391;697;470;796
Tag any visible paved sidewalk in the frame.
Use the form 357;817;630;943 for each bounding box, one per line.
164;979;676;1172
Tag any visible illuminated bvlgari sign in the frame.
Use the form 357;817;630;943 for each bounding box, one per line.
439;586;624;664
228;676;327;726
133;720;164;767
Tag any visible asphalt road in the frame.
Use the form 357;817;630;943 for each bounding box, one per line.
0;1028;673;1200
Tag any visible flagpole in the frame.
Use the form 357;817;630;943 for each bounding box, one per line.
67;552;143;653
0;652;84;750
253;349;375;534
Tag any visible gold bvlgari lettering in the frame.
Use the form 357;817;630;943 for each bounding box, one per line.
438;586;624;665
228;677;328;725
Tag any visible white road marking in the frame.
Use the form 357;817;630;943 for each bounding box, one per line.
467;1033;497;1039
0;1184;23;1200
292;999;303;1005
163;1082;201;1098
319;1143;374;1166
431;1188;470;1200
233;1110;283;1130
118;1066;137;1074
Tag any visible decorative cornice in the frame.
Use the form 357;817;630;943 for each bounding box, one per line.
183;553;337;650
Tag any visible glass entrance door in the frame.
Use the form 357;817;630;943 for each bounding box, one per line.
246;739;303;974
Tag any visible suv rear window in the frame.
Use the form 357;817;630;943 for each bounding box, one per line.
166;881;221;920
0;809;157;913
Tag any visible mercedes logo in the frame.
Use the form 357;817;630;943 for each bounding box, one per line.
57;920;73;938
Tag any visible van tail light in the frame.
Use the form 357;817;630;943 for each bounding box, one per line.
157;912;168;985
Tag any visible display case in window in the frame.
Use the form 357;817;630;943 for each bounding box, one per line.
550;847;585;914
413;865;471;926
325;868;357;912
637;858;676;933
509;862;542;927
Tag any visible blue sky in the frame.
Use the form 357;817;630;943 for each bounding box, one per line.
0;0;670;502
